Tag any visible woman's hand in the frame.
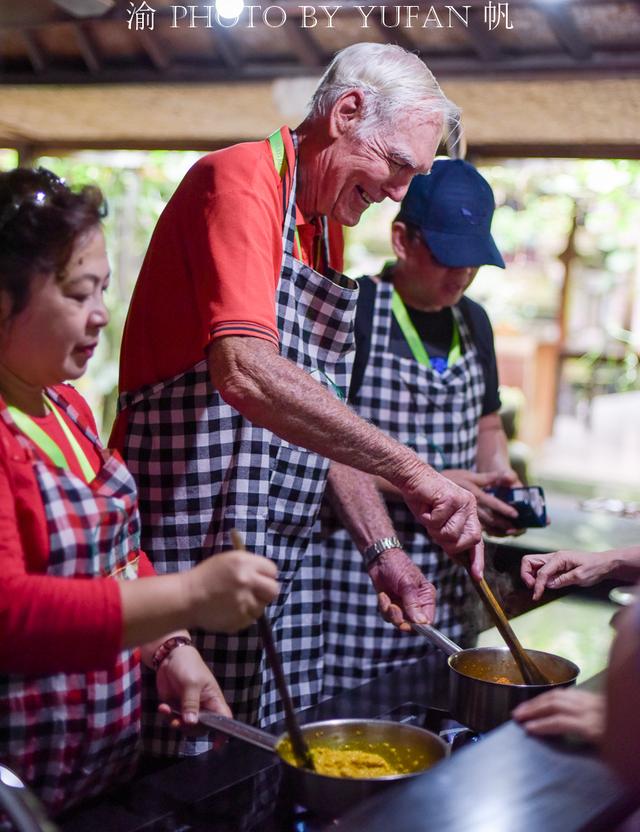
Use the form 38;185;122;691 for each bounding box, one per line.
442;469;521;537
520;550;616;601
121;550;279;650
512;689;605;745
185;551;279;633
156;644;232;730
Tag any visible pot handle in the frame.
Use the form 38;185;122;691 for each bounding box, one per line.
412;623;461;657
195;712;279;753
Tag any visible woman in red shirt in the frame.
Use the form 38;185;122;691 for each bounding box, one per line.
0;167;279;817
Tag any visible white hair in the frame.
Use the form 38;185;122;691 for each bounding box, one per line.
308;43;460;139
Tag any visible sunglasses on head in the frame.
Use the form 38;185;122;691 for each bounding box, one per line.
0;168;66;233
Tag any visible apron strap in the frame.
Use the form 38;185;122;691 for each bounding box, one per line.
267;129;331;272
391;289;460;371
8;398;96;482
268;129;302;260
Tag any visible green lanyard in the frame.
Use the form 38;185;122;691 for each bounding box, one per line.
268;129;303;261
9;398;96;482
391;290;461;371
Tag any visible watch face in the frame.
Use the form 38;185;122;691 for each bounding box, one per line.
609;586;639;607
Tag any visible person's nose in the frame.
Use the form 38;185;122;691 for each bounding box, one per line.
88;296;109;330
382;181;411;203
382;170;416;203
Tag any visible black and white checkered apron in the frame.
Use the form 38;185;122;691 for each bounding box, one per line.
0;389;142;817
320;280;485;696
118;138;358;754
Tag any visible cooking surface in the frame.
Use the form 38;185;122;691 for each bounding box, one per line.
59;599;637;832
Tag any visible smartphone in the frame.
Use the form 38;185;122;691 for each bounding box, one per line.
485;485;547;528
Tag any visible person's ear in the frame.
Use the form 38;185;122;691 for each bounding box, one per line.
328;89;366;139
391;222;412;261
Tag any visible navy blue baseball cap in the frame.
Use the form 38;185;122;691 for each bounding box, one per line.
397;159;505;269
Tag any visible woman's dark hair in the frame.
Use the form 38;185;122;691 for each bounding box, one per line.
0;167;106;320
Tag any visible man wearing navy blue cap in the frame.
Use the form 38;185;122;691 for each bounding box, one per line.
320;159;521;695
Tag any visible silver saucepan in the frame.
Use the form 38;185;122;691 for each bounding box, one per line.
414;624;580;732
198;712;448;816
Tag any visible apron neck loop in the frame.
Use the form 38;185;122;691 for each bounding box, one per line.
7;396;95;481
391;289;460;372
268;129;330;272
268;129;301;259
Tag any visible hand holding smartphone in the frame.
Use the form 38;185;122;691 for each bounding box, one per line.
485;485;547;529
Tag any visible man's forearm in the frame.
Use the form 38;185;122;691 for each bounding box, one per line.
209;337;433;491
325;463;399;553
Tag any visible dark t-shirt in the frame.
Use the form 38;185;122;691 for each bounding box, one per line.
350;275;501;416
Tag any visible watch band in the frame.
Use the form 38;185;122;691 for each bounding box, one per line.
362;536;402;569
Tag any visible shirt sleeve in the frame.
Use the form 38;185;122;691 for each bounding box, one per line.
178;154;283;349
0;445;123;676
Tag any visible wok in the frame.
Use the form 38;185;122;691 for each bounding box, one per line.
198;713;448;816
414;624;580;732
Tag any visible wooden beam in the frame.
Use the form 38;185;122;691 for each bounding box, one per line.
0;49;639;85
536;2;593;61
371;10;416;52
4;139;639;161
465;7;503;62
73;23;102;74
0;0;623;31
16;144;39;167
21;29;47;74
137;28;171;72
208;21;241;71
470;143;640;160
284;24;324;68
0;0;121;29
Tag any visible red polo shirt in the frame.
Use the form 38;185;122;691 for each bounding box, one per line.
116;127;344;399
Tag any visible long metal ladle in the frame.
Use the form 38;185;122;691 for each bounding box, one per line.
460;550;551;685
230;529;315;770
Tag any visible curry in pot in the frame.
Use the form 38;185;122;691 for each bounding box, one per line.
277;730;439;779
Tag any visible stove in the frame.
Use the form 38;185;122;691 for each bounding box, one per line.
61;653;464;832
156;702;484;832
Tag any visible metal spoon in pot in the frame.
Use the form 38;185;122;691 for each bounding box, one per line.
459;550;551;686
230;529;315;770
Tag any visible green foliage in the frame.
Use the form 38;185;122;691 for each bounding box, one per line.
0;149;19;170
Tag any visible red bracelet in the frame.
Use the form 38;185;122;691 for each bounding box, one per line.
152;635;193;671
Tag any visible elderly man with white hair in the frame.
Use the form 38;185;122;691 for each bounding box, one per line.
113;42;483;756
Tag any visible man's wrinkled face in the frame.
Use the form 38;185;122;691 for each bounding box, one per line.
322;115;443;227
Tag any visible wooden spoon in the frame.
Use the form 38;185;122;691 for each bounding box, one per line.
230;529;315;770
460;551;551;685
